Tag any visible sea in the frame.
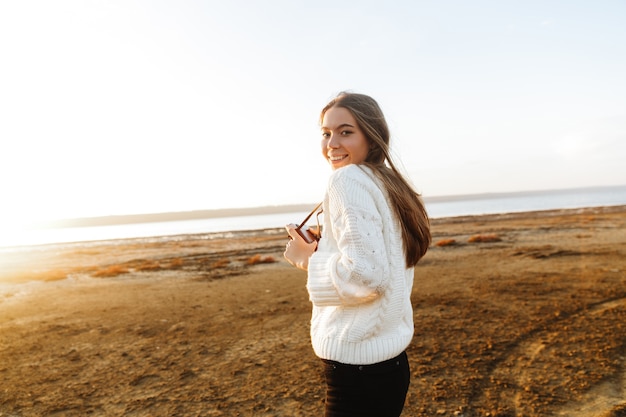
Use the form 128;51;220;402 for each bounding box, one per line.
2;185;626;250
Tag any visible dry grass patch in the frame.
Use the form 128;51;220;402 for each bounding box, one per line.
211;258;231;269
246;254;277;265
135;260;163;272
435;238;457;247
468;233;502;243
92;265;129;278
168;258;184;269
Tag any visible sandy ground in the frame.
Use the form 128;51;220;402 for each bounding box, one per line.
1;206;625;417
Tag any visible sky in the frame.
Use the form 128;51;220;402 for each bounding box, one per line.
1;0;625;229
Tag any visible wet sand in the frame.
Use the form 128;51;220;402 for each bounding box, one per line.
1;206;625;416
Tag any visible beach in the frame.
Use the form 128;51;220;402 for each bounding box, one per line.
1;206;625;417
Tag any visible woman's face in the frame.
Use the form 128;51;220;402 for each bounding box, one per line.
320;106;370;170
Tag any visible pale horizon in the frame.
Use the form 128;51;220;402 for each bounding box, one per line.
30;183;626;226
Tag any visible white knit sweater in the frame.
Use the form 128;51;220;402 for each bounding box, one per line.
307;164;415;365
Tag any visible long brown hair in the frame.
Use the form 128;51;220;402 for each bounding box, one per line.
320;92;431;267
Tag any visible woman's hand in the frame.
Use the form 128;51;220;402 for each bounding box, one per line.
284;224;318;271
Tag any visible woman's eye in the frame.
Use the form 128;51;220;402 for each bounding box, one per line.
322;132;330;138
341;130;352;136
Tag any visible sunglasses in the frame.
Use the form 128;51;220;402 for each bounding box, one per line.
295;202;323;243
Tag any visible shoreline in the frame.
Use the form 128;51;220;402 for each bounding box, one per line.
4;204;626;253
30;184;626;229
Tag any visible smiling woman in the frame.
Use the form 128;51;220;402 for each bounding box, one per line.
283;92;431;417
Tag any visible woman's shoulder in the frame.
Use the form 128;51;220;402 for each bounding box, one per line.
327;165;383;201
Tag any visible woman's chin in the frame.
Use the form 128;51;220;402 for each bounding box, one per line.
329;160;351;170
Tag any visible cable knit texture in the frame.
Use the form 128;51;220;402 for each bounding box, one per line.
307;165;415;365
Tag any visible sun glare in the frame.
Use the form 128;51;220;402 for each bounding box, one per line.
0;217;34;248
0;204;62;248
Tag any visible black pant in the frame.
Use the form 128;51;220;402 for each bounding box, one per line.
322;351;410;417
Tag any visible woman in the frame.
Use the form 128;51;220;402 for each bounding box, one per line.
284;92;431;417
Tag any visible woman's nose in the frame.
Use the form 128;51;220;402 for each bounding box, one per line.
327;134;339;148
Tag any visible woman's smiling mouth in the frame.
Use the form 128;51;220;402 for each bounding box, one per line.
329;155;348;162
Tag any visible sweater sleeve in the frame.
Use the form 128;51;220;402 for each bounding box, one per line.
307;167;391;306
